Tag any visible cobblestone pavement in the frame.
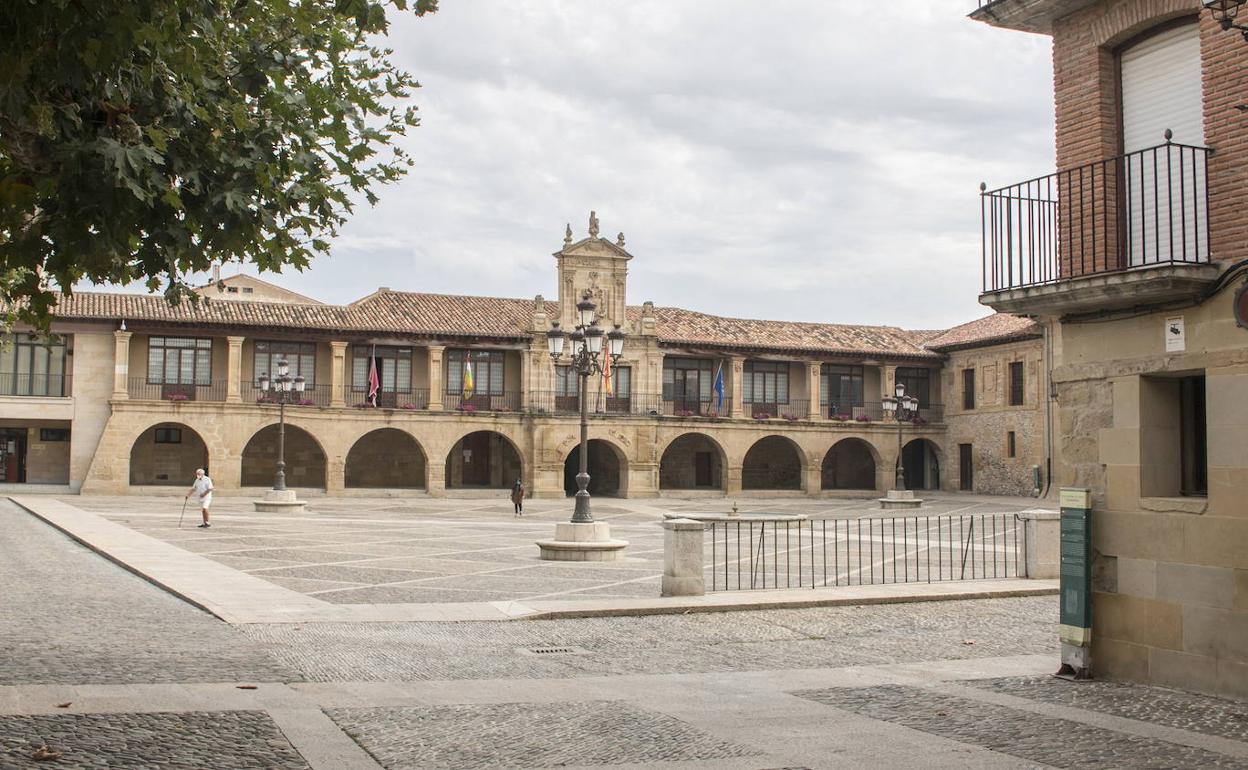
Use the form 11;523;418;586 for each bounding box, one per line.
240;597;1057;682
328;701;762;769
0;711;309;770
0;501;296;685
7;495;1248;769
792;684;1248;769
74;493;1042;605
965;675;1248;741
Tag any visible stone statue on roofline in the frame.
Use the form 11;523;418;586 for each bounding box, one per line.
588;210;599;238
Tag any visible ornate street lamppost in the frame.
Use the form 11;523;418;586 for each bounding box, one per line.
257;358;305;492
882;381;920;491
546;292;625;523
1205;0;1248;40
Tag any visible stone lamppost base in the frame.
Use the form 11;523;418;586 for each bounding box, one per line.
878;490;924;509
253;488;307;514
536;522;628;561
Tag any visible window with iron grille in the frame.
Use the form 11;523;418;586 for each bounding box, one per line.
255;341;316;387
0;334;68;396
1009;361;1025;406
446;350;505;395
147;337;212;385
1007;431;1016;458
896;367;931;408
962;368;976;410
743;361;789;404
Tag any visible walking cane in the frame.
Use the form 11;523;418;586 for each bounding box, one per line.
178;496;188;529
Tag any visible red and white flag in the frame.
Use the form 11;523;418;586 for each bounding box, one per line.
367;350;380;407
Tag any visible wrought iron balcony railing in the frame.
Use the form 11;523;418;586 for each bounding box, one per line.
982;138;1211;293
129;378;228;402
0;372;71;397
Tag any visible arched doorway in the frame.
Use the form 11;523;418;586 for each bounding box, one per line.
659;433;724;490
130;423;208;486
742;435;803;490
345;429;426;489
901;438;941;491
241;424;327;488
563;439;627;497
445;431;522;489
821;438;877;490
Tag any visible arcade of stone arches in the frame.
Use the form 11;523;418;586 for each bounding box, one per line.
125;421;943;496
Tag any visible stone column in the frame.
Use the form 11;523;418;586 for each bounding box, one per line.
427;461;446;498
226;336;244;403
329;341;348;407
806;361;821;419
883;365;897;399
519;349;530;410
112;330;132;399
1019;509;1060;578
729;356;745;418
661;519;706;597
427;345;445;411
726;464;743;494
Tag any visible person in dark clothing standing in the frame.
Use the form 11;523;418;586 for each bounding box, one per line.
510;478;524;516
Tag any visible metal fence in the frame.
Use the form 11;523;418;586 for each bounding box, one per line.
128;378;228;402
0;372;71;397
243;383;336;407
745;400;810;420
445;391;522;413
707;513;1022;591
982;138;1211;292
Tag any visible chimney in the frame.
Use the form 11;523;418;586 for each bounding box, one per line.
211;263;221;283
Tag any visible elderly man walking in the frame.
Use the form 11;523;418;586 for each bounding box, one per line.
186;468;214;529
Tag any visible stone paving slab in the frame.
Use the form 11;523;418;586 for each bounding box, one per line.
327;700;764;770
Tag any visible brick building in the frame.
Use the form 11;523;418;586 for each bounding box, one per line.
972;0;1248;696
1;216;1039;502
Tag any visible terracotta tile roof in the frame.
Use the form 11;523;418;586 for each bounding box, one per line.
923;313;1041;351
52;288;956;359
643;305;941;359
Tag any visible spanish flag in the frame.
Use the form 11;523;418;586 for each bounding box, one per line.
602;350;613;397
463;359;475;399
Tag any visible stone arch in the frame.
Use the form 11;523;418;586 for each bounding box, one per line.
742;435;803;491
129;422;209;486
563;438;628;497
659;432;726;491
1092;0;1199;48
344;428;427;489
240;423;328;489
821;438;878;490
901;438;942;491
445;430;522;489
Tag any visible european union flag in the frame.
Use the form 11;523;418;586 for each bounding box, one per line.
712;363;725;413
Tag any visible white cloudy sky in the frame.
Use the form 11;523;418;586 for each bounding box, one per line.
211;1;1055;329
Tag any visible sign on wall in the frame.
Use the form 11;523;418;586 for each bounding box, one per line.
1165;316;1185;352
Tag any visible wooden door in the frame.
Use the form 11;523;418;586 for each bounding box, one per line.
959;444;973;491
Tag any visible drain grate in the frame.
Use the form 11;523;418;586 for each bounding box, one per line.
517;645;591;657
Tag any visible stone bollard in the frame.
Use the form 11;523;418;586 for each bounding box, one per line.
1018;509;1061;579
661;518;705;597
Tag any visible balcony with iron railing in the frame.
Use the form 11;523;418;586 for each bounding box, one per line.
526;390;635;416
981;136;1220;315
0;372;71;398
444;391;522;414
128;378;228;402
745;399;810;421
826;401;944;425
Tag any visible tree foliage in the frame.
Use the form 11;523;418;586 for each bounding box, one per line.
0;0;436;329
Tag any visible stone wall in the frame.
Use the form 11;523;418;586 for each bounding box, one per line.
942;336;1047;497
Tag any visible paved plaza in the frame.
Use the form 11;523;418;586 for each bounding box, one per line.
2;496;1247;768
67;493;1043;606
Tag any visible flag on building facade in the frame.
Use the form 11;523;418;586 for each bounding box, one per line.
602;350;613;397
367;346;379;407
712;362;725;414
463;358;475;400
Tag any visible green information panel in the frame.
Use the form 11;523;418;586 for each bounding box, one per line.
1059;488;1092;645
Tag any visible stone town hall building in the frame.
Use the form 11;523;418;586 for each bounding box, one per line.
0;218;1044;499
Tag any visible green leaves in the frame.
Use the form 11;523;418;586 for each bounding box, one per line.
0;0;437;331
